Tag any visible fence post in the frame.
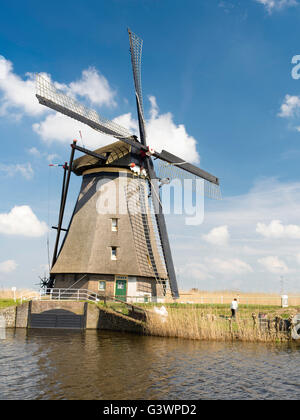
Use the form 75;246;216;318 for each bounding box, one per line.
229;318;233;335
252;313;257;329
58;289;61;301
274;316;280;334
267;316;271;334
77;289;79;301
288;316;293;340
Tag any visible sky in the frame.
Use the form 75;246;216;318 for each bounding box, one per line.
1;0;300;293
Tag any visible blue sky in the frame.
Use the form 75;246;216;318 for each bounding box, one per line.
1;0;300;293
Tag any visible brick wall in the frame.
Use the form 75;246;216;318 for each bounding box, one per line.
86;303;144;333
0;306;16;328
1;301;144;334
31;300;85;315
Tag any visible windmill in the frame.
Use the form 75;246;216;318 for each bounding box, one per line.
35;29;220;301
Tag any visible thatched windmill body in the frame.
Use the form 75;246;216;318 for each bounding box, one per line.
36;30;220;301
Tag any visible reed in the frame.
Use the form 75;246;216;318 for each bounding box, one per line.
0;288;38;299
145;307;290;343
169;290;300;306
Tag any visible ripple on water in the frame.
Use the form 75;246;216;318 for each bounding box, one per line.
0;329;299;400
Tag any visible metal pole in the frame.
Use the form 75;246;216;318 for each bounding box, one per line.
51;140;77;268
51;162;67;268
57;162;68;225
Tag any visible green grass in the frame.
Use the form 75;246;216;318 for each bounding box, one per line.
97;301;130;315
136;302;300;319
0;299;17;309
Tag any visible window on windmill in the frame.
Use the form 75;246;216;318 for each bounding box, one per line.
98;281;106;292
146;254;151;267
111;218;118;232
111;247;117;260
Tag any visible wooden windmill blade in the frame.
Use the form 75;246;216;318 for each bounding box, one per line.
153;150;221;201
127;29;180;299
127;30;219;193
128;28;147;146
155;150;219;185
36;74;143;151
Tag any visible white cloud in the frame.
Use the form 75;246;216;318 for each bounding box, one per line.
28;147;41;157
256;0;298;13
147;96;199;163
28;147;60;163
0;56;46;117
46;153;59;163
205;257;253;275
0;206;48;237
69;67;116;108
202;225;229;246
166;177;300;292
258;256;289;274
295;253;300;265
32;112;112;149
0;57;116;121
177;262;214;282
256;219;300;239
278;94;300;118
0;55;200;164
0;163;34;180
33;96;200;163
113;112;139;134
0;259;17;273
218;1;235;13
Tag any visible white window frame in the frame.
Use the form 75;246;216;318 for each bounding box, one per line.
111;218;118;232
111;246;117;260
98;280;106;292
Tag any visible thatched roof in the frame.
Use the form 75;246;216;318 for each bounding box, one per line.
51;170;168;280
72;141;131;175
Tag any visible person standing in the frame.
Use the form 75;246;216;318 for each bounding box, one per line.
231;298;238;318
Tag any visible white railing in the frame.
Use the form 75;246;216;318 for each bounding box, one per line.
20;288;101;304
20;290;300;306
20;289;166;304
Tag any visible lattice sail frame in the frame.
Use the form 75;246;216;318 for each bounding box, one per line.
154;160;222;200
36;74;134;139
128;29;145;119
36;73;220;200
124;177;169;296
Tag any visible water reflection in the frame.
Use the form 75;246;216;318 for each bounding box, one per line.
0;329;299;400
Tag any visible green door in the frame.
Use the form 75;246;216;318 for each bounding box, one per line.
115;279;127;301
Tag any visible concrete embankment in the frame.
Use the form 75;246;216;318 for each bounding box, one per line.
0;301;144;333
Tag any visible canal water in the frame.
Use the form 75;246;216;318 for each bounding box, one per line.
0;329;299;400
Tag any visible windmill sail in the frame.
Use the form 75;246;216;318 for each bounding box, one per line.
154;159;221;200
125;177;168;295
127;30;179;298
128;29;147;144
36;74;219;193
36;74;139;147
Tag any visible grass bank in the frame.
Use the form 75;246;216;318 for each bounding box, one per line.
139;302;300;318
0;289;38;309
0;299;18;309
143;305;299;343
